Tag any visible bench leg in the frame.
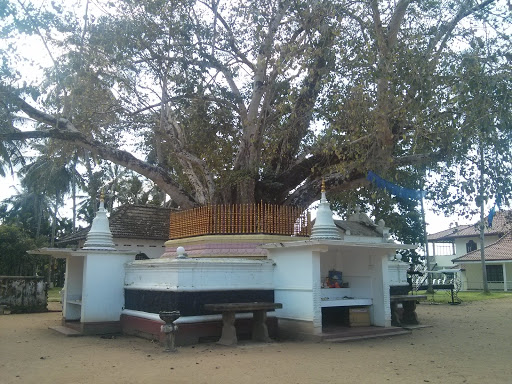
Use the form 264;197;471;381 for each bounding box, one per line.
402;301;419;325
218;311;237;346
252;310;271;342
390;301;401;327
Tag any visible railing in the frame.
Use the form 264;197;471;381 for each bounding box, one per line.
169;203;311;240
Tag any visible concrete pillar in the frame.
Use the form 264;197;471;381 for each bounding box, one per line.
503;263;507;292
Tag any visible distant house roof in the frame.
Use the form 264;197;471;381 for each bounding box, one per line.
58;205;174;245
452;231;512;263
428;210;512;242
427;224;472;241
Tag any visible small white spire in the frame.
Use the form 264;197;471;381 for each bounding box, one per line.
83;191;116;250
311;179;342;240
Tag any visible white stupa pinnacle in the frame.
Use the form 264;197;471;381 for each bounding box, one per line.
310;179;342;240
83;191;116;250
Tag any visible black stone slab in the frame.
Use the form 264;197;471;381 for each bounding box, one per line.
124;289;274;316
390;285;410;296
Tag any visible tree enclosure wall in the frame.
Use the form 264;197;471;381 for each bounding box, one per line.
0;276;47;313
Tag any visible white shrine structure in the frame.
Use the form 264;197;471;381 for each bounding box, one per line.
261;184;413;338
36;185;415;343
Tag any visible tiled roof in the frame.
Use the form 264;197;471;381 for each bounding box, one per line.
427;224;472;241
334;220;381;237
452;231;512;262
58;205;174;244
428;210;512;241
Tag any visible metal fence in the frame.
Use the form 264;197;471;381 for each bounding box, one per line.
169;203;311;240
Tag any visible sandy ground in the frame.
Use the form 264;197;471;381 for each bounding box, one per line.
1;297;512;384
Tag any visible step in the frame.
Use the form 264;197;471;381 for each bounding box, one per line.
49;325;82;337
324;329;410;343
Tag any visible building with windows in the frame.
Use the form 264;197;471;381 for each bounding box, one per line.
452;231;512;291
427;211;511;268
428;211;512;290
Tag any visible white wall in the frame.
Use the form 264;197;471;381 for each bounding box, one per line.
435;254;459;269
326;251;390;326
338;252;374;298
114;238;167;259
63;256;84;320
269;243;394;331
270;247;320;331
459;262;511;291
431;235;501;269
388;261;409;287
124;258;275;292
453;236;500;259
80;252;135;323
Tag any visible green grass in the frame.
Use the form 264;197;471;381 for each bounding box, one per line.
416;290;512;304
48;286;63;302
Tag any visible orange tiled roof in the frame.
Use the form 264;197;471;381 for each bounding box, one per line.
452;231;512;262
58;205;174;244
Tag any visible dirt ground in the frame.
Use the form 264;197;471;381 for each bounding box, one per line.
1;297;511;384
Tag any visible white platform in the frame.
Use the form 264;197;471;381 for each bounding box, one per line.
320;288;372;307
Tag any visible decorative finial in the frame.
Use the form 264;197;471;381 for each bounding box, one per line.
100;189;105;202
321;178;326;193
176;246;188;259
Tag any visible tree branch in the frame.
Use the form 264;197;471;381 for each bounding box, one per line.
282;172;367;207
202;1;256;72
6;93;78;132
387;0;415;48
428;0;496;58
1;94;198;208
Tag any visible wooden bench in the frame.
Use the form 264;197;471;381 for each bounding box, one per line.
204;302;282;346
390;295;427;326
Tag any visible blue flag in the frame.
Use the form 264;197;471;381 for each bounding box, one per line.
488;206;496;228
367;171;425;201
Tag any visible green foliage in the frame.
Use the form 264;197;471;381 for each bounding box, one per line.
0;224;47;276
428;39;512;218
0;0;511;216
0;188;52;237
330;169;425;263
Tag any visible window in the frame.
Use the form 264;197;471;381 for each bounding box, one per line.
486;265;504;282
466;240;477;253
433;243;455;256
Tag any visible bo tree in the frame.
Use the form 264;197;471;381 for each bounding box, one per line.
0;0;510;211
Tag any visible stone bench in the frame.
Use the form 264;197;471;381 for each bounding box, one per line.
390;295;427;326
204;302;282;346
